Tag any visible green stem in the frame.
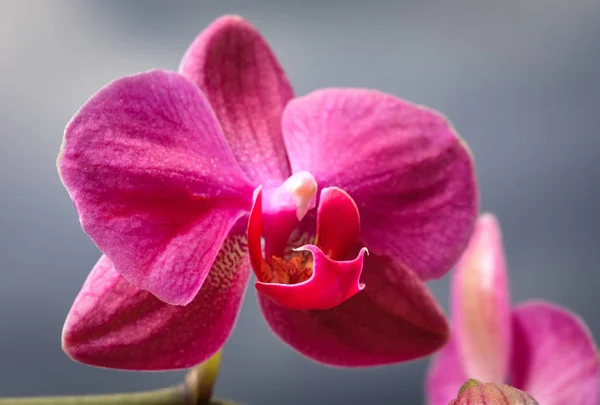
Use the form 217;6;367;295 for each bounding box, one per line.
0;352;236;405
0;387;237;405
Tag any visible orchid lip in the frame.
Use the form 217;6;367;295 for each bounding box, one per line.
247;174;366;311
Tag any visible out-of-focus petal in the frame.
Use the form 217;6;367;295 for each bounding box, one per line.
255;246;366;310
179;15;293;184
258;253;448;366
426;335;468;405
281;88;477;281
449;381;539;405
511;301;599;405
452;214;511;383
62;235;250;370
58;69;252;305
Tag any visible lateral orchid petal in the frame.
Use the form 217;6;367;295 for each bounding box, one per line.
511;301;600;405
259;253;449;366
452;214;511;383
58;70;252;305
63;240;250;370
426;336;468;405
281;88;477;281
179;15;294;184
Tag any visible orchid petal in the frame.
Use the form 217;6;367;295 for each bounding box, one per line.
281;88;477;280
180;15;293;184
255;246;366;310
511;301;599;405
426;335;468;405
452;214;511;383
316;187;360;260
62;238;250;370
58;70;252;305
258;253;448;366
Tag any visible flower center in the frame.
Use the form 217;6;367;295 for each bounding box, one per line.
248;171;318;284
247;172;366;310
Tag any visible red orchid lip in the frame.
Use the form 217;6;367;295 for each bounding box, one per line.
254;246;368;311
248;180;366;311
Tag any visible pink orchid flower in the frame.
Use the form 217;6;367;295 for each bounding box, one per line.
58;15;477;370
426;214;599;405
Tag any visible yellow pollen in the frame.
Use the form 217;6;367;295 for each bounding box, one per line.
264;255;314;285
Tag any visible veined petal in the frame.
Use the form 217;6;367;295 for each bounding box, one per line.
452;214;511;383
58;70;253;305
179;15;293;185
281;88;477;280
255;246;366;310
63;235;249;370
426;335;468;405
511;301;599;405
258;253;448;366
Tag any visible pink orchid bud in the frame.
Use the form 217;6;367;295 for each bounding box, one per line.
449;379;539;405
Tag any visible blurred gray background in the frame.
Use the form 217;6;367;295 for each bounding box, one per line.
1;1;599;404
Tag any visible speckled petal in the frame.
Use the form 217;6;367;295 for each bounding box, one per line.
62;234;249;370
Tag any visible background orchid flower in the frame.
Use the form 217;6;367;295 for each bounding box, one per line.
426;214;600;405
57;15;478;371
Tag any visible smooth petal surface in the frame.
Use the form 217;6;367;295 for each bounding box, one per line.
63;236;250;370
282;88;477;280
452;214;511;383
58;70;252;305
426;335;468;405
255;246;366;310
180;15;294;185
511;301;599;405
316;187;360;260
259;253;449;366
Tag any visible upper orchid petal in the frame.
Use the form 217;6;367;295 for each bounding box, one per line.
258;253;449;366
452;214;511;383
426;335;468;405
511;301;599;405
63;238;250;370
58;70;253;305
281;88;478;280
179;15;294;185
